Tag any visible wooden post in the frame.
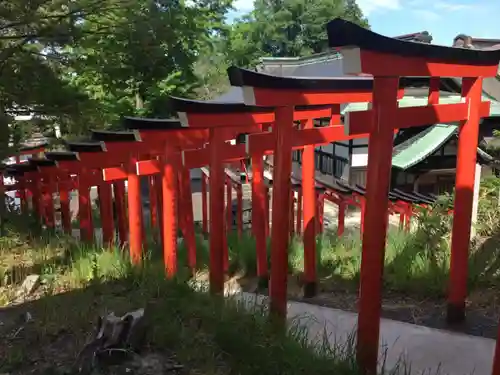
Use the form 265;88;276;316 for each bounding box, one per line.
447;77;483;324
179;167;197;271
302;117;317;297
251;154;268;287
209;128;225;294
127;159;143;264
162;150;178;277
357;77;399;373
269;106;294;320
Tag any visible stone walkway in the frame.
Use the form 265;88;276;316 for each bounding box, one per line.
236;293;496;375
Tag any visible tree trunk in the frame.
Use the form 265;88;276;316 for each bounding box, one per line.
135;92;144;110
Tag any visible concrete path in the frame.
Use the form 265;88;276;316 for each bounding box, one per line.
237;293;496;375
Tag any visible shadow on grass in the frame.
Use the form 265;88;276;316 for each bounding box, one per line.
0;262;365;375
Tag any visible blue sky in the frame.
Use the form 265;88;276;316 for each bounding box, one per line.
227;0;500;46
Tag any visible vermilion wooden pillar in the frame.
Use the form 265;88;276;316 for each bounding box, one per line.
127;157;143;264
179;167;197;271
447;77;483;323
251;154;268;287
162;149;178;277
269;106;294;318
302;118;317;297
208;128;225;293
357;77;399;370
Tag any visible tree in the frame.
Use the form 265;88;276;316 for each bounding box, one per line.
225;0;369;67
63;0;232;125
0;0;126;151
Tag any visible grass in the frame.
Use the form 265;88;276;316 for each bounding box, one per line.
175;227;453;297
3;190;500;373
0;215;375;375
172;201;500;304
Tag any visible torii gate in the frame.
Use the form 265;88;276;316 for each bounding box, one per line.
3;163;39;217
27;158;74;232
225;67;378;312
97;120;265;275
325;18;499;372
45;148;117;244
171;92;390;296
227;17;500;374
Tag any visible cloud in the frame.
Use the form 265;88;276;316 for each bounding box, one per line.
433;1;472;11
412;9;441;22
356;0;401;15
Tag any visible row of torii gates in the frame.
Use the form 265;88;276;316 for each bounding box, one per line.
3;19;500;375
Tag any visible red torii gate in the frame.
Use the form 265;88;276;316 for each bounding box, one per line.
171;103;343;288
325;18;499;373
226;67;376;312
98;119;265;275
27;158;72;232
171;101;334;292
56;143;118;245
226;18;500;374
7;144;49;214
3;163;39;217
46;147;117;245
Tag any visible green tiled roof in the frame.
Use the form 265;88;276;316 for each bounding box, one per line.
391;124;457;170
342;95;500;117
340;94;500;170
